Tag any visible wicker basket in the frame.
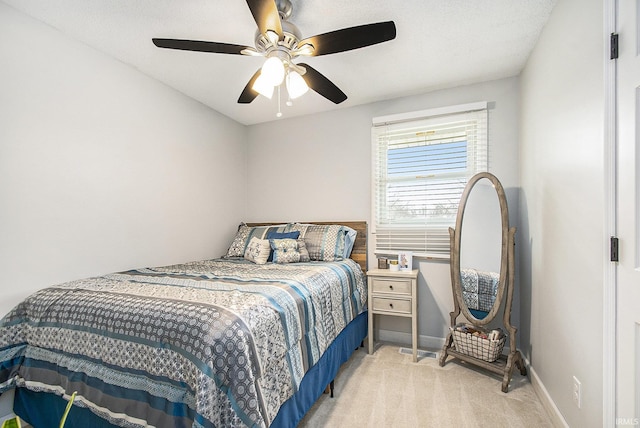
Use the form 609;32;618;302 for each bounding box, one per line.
451;327;506;362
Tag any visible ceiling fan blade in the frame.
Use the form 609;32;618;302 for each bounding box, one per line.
238;69;262;104
246;0;283;37
298;21;396;56
298;63;347;104
153;38;250;55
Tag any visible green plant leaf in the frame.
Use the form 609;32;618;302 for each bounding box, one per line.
1;417;21;428
59;391;77;428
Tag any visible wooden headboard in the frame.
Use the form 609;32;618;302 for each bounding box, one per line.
246;221;368;271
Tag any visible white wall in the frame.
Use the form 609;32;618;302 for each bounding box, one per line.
519;0;604;425
0;3;247;318
246;76;520;346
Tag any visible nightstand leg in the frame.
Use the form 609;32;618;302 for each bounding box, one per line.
368;308;374;354
412;282;418;362
412;312;417;362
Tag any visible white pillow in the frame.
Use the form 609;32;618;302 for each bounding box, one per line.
244;237;271;265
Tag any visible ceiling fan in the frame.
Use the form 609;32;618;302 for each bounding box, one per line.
152;0;396;106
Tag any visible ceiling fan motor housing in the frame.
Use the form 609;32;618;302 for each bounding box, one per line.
275;0;293;20
254;0;303;61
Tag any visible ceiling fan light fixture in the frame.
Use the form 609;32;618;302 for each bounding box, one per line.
286;70;309;99
261;56;285;86
252;74;274;99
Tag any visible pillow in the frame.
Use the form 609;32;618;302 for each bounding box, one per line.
270;238;301;264
285;223;347;262
244;237;271;265
266;231;300;240
343;226;358;258
266;231;301;262
297;239;310;262
225;223;287;258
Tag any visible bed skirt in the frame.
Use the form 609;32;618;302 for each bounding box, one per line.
271;310;367;427
13;311;368;427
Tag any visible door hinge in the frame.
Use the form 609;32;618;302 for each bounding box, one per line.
610;33;619;59
610;236;619;262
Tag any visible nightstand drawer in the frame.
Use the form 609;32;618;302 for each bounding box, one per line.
371;278;412;295
372;296;412;314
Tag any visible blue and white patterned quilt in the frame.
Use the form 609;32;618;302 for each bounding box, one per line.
0;258;367;427
460;267;499;313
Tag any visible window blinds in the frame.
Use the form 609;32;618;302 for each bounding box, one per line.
371;104;488;259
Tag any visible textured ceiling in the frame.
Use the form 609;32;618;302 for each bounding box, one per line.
2;0;557;125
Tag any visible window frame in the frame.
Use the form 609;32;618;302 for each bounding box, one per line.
371;102;489;260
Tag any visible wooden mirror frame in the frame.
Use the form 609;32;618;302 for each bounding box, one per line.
439;172;526;392
451;172;509;326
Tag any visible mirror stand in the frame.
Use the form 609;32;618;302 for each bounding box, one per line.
438;172;526;393
439;226;526;392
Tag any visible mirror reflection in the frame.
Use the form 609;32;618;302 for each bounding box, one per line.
459;178;502;320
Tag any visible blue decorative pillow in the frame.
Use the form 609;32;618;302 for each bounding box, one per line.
266;231;300;240
270;238;301;264
266;231;300;261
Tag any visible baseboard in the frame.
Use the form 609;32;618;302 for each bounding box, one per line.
377;329;445;351
524;356;569;428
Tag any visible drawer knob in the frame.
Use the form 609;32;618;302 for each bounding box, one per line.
389;303;394;308
389;285;393;290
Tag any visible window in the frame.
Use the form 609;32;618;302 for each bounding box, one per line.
371;102;488;259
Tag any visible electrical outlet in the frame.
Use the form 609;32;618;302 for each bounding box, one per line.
572;376;582;408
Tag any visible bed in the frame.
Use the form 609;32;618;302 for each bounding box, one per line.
0;221;368;427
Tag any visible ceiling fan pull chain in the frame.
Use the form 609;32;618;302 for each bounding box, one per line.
276;85;283;118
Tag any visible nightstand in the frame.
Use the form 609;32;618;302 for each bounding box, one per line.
367;268;419;362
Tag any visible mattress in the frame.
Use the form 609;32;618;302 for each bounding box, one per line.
0;258;367;427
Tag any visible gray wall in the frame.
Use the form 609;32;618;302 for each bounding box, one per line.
0;3;248;318
246;76;521;347
519;0;604;425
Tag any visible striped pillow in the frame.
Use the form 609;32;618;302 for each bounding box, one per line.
225;223;287;258
285;223;347;262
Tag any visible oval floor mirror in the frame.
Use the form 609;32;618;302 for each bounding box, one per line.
438;172;526;392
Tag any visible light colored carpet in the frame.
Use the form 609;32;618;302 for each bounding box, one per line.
299;343;553;428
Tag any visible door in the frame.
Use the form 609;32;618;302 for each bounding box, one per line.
617;0;640;421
